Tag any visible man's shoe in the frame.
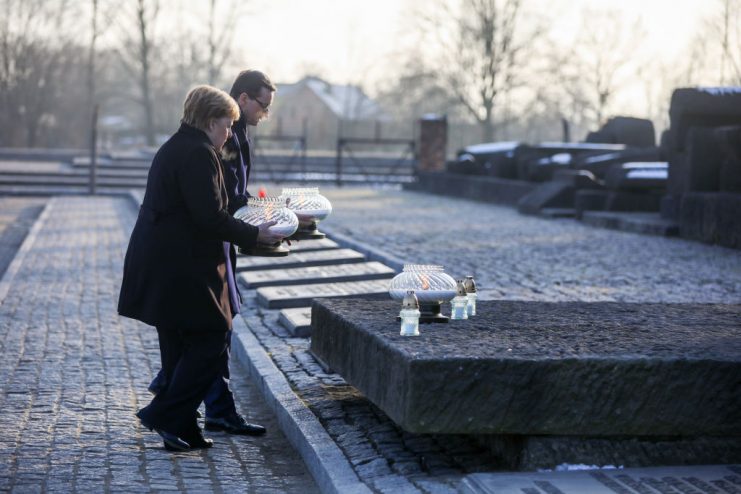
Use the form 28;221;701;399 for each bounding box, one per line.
204;413;266;436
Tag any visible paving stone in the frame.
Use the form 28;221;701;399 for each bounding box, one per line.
278;307;312;337
256;279;390;309
283;237;339;252
235;248;365;271
239;261;395;288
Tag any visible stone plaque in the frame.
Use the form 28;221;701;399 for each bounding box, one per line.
239;262;395;288
236;248;364;271
285;238;339;252
278;307;312;337
460;464;740;494
256;280;390;309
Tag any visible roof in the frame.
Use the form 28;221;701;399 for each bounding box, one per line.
278;76;388;120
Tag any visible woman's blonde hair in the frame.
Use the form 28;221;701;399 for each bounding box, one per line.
181;85;239;131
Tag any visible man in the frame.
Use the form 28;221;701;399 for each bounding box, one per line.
221;69;276;214
147;70;275;437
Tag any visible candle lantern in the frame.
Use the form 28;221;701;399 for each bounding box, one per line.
388;264;457;323
450;280;469;320
463;275;477;317
280;187;333;240
234;197;298;256
399;290;421;336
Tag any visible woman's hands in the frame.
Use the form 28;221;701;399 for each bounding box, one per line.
256;220;284;245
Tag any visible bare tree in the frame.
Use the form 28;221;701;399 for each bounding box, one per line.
205;0;245;86
545;9;647;131
411;0;543;142
108;0;161;146
0;0;84;147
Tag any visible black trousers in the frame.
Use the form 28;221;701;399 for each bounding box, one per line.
138;327;229;437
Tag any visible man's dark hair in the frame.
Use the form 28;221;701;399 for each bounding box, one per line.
229;70;276;99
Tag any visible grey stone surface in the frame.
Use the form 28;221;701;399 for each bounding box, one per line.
257;280;390;309
310;298;741;437
278;307;312;337
0;196;319;493
236;248;365;271
460;464;741;494
406;171;537;206
287;237;339;252
240;261;395;288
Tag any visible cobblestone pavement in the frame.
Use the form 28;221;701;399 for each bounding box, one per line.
0;196;318;493
0;197;46;279
318;187;741;303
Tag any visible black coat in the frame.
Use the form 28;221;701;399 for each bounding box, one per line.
118;123;258;332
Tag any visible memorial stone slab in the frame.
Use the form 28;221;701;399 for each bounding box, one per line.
239;262;395;288
460;465;741;494
283;237;339;252
257;280;390;309
278;307;312;337
235;248;364;271
310;299;741;437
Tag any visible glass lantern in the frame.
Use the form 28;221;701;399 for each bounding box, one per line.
280;187;333;240
234;197;298;256
399;290;421;336
388;264;457;323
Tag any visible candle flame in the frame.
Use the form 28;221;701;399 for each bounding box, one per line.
419;274;430;290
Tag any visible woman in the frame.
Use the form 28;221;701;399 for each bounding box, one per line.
118;85;282;451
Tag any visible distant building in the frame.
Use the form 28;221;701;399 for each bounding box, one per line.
258;76;390;151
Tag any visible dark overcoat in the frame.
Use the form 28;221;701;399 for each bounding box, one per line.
118;123;258;332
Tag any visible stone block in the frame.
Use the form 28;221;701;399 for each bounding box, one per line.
257;280;390;309
679;192;741;249
286;238;339;252
235;248;365;271
239;262;395;288
405;171;536;207
716;125;741;192
278;307;312;337
669;87;741;152
310;299;741;436
517;181;575;215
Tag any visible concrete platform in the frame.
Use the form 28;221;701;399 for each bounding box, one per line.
310;298;741;437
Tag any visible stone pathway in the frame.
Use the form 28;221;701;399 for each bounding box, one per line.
0;196;46;279
0;196;318;493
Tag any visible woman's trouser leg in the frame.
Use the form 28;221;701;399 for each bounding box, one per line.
139;328;229;436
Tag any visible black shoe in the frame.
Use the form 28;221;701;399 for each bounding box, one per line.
204;413;266;436
170;429;213;450
157;429;191;451
136;410;190;451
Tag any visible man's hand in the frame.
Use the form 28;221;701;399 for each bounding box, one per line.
256;220;283;245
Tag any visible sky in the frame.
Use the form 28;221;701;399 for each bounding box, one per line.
229;0;712;89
